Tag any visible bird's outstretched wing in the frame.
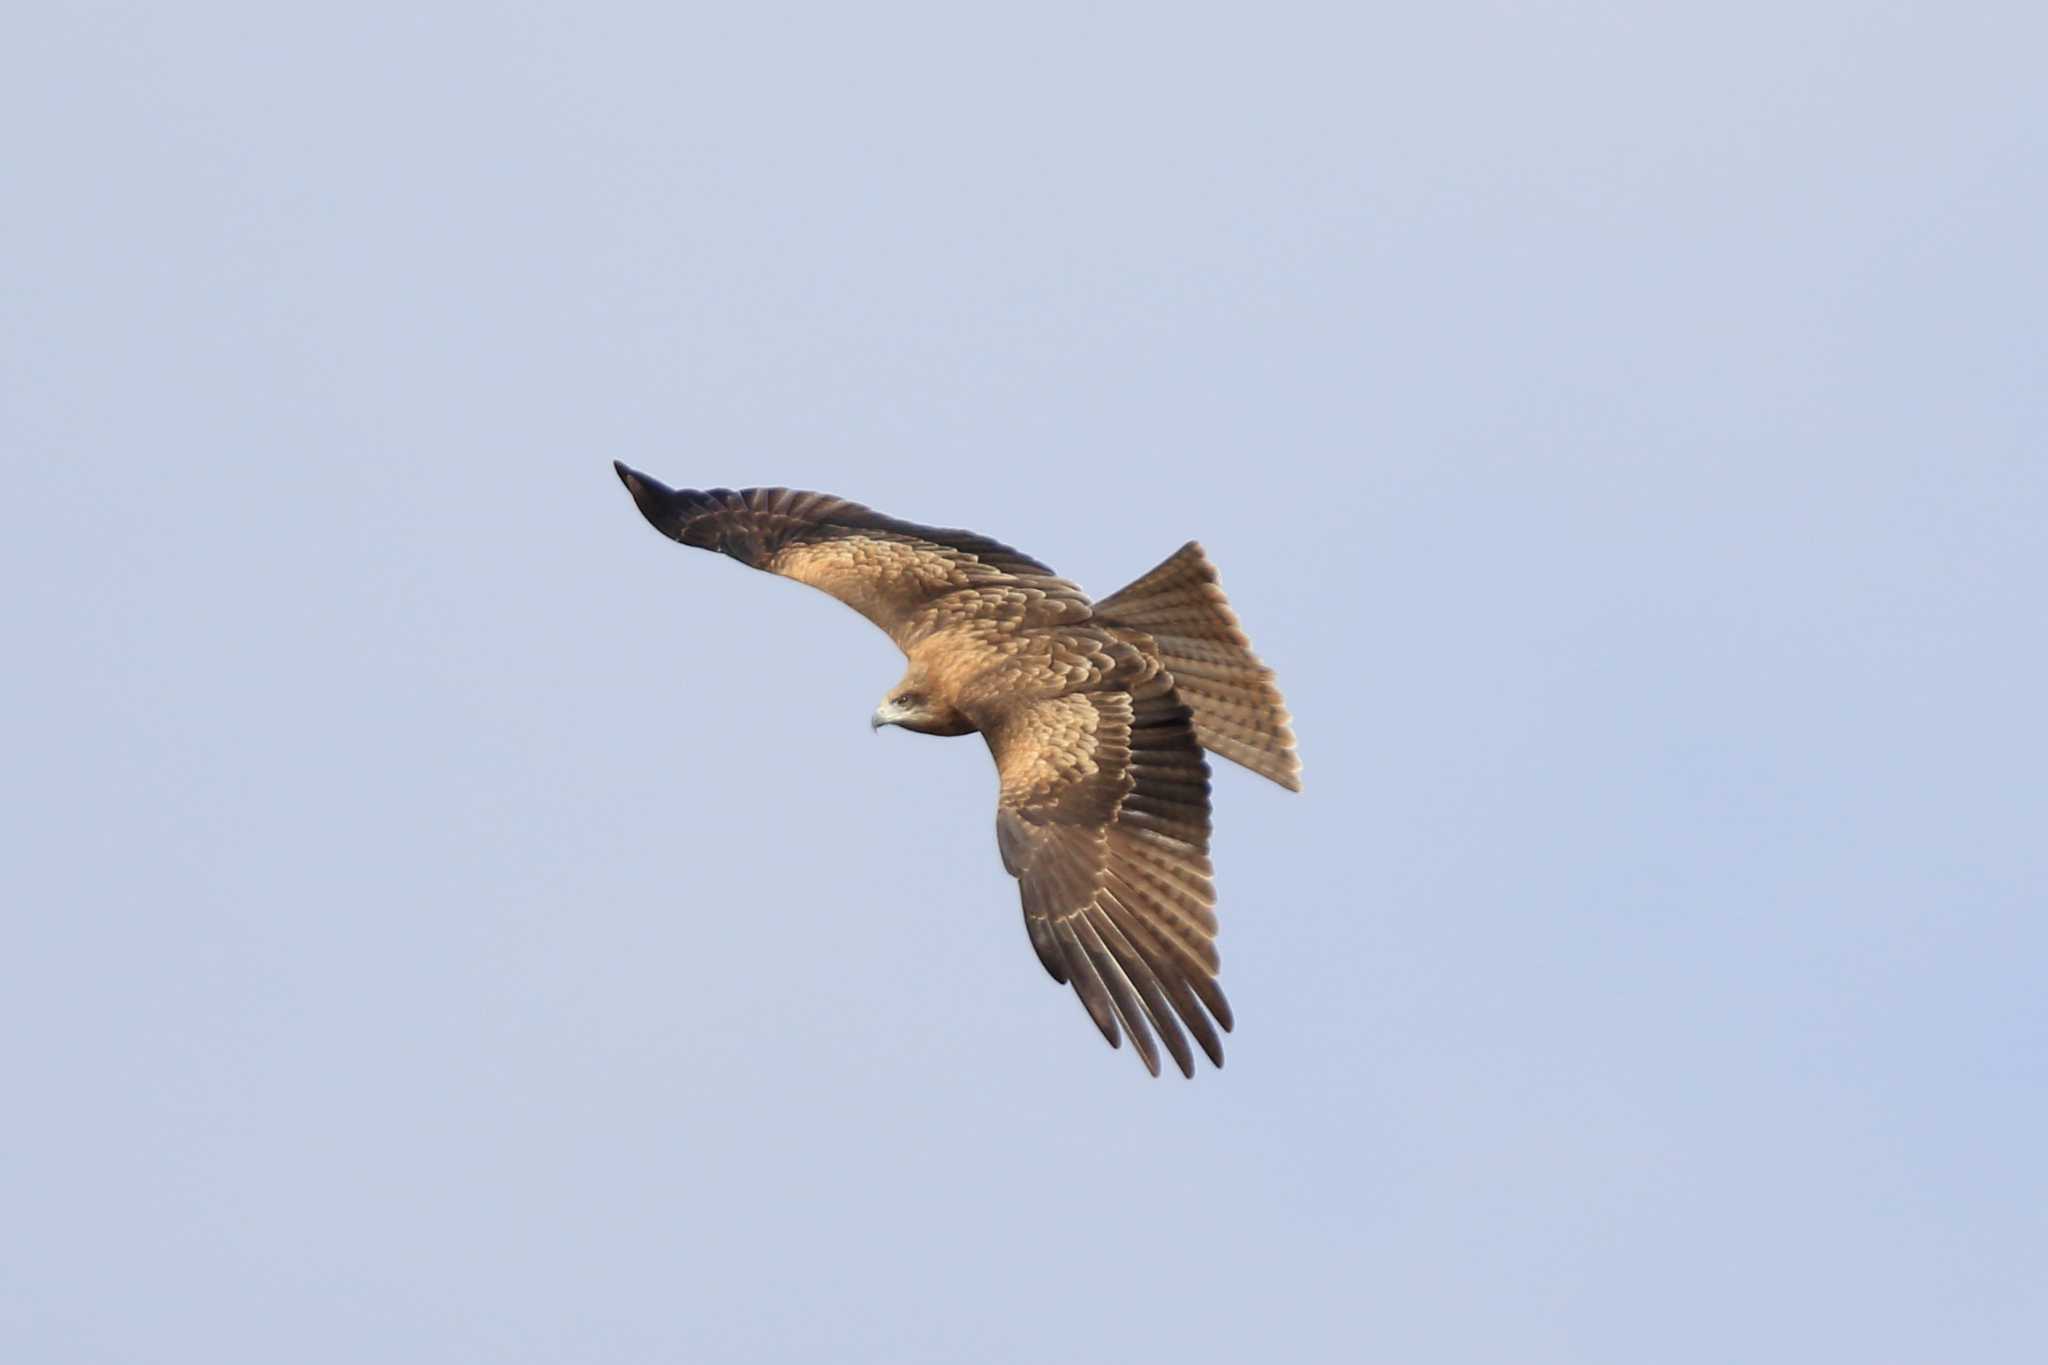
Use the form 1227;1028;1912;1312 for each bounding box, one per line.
614;463;1091;646
985;679;1231;1076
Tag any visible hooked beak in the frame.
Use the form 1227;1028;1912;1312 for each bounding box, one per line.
870;710;885;732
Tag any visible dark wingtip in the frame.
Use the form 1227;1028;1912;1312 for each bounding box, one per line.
612;461;684;536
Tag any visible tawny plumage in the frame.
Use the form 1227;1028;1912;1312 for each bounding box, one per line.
613;462;1300;1075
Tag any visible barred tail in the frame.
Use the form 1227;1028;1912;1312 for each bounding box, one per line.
1096;543;1302;792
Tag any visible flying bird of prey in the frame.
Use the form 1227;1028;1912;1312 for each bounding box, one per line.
613;463;1300;1075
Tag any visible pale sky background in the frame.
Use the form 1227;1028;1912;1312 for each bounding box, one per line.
4;4;2045;1362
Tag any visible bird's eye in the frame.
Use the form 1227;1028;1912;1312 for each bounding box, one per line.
897;694;920;708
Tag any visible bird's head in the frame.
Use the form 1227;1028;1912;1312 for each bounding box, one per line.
872;671;974;737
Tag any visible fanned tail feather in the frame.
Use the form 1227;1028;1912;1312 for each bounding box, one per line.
1097;543;1302;792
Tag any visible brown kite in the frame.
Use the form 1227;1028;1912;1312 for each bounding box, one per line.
614;463;1300;1075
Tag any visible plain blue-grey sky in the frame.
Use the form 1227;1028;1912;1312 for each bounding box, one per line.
5;4;2044;1361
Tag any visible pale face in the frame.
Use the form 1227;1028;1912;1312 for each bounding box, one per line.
871;681;974;737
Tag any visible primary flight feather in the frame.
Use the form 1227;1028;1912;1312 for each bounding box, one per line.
613;462;1300;1076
